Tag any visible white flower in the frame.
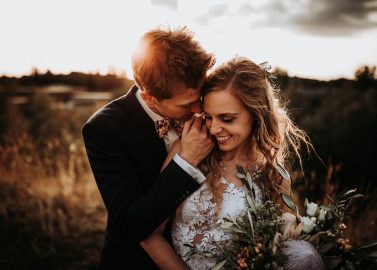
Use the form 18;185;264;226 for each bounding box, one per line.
301;216;317;233
318;208;327;221
306;202;318;217
281;212;297;232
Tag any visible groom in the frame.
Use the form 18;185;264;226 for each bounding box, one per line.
82;26;215;269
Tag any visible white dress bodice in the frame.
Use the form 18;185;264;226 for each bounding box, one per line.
171;176;263;269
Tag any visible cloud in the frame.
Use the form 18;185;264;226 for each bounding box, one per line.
195;4;228;25
150;0;178;10
252;0;377;36
193;0;377;36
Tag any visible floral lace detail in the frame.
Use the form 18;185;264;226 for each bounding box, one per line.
172;177;263;270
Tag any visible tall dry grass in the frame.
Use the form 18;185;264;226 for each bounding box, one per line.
0;133;106;269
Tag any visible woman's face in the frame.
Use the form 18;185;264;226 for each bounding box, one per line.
203;88;254;156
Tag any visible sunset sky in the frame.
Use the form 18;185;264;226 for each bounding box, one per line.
1;0;377;80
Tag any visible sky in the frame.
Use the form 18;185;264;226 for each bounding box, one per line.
1;0;377;80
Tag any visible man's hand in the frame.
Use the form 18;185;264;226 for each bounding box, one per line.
179;116;214;167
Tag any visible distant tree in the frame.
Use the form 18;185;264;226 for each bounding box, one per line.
272;67;289;89
355;65;376;90
31;67;40;77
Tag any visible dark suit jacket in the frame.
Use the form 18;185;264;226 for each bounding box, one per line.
82;85;200;269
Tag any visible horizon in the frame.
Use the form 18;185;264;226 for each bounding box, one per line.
1;0;377;81
0;65;369;82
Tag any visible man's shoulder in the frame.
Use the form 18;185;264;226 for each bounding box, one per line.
85;85;138;127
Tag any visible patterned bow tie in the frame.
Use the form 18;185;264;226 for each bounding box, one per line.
155;118;184;138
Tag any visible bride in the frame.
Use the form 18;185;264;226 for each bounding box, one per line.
140;56;311;269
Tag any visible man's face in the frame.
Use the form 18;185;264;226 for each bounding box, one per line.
149;86;203;122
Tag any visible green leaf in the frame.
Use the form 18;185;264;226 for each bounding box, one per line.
235;173;246;179
351;242;377;257
247;210;255;238
225;226;245;234
223;217;232;223
304;198;309;208
274;163;290;181
334;188;357;200
247;194;257;213
210;259;227;270
246;171;254;189
281;193;297;212
221;222;236;229
236;165;246;175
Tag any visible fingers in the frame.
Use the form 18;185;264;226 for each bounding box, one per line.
191;116;202;131
182;117;195;136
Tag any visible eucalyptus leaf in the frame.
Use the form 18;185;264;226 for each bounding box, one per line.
235;173;246;179
369;251;377;257
225;226;245;234
247;210;255;238
274;163;290;181
221;222;236;230
335;189;357;200
236;165;246;175
281;193;297;212
351;242;377;257
223;217;232;223
247;194;257;213
210;259;227;270
304;198;309;208
245;171;254;191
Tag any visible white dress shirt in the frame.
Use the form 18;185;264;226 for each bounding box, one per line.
136;89;205;184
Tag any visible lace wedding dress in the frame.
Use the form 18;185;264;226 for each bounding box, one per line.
172;176;263;270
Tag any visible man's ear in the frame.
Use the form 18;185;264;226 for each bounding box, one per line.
140;91;158;107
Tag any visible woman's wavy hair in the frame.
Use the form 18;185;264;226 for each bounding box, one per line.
200;56;312;212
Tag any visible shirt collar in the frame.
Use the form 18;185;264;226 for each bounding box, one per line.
136;88;165;122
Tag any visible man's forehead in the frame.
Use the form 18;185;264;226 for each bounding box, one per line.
172;88;200;101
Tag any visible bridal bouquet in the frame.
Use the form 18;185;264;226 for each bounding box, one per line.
208;166;377;270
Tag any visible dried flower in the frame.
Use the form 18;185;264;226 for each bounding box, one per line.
282;240;325;270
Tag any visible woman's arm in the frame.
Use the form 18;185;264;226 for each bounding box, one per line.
139;139;189;270
140;219;189;270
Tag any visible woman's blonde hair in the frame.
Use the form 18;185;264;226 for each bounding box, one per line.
200;56;312;211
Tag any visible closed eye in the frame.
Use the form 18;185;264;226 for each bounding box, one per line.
220;116;234;123
204;114;234;123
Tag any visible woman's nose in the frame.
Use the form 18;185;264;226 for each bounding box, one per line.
209;121;222;135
